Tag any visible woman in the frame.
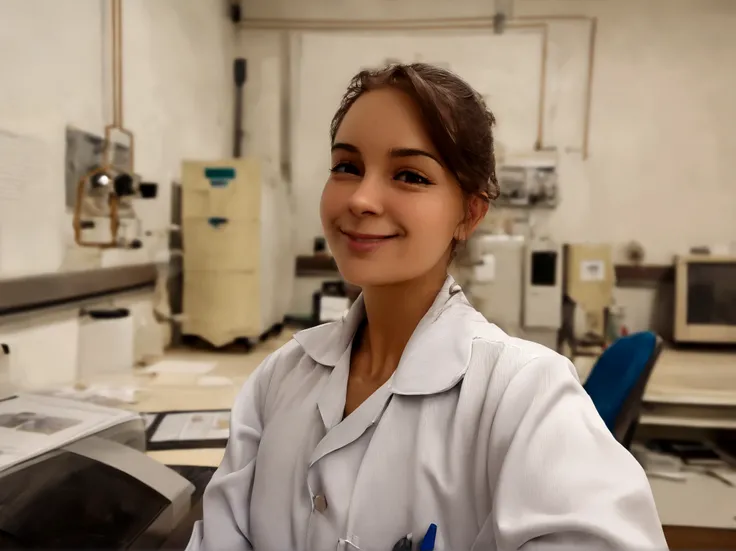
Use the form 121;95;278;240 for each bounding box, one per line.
187;64;666;551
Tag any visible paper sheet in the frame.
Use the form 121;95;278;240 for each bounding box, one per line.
150;411;230;443
149;372;201;387
580;259;605;282
0;393;138;473
143;360;216;375
47;384;139;406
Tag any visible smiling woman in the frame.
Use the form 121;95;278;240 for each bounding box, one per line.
321;64;498;288
187;64;667;551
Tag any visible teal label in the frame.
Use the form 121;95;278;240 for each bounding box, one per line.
208;217;228;228
204;167;236;188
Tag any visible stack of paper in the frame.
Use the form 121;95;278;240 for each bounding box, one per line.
0;393;139;474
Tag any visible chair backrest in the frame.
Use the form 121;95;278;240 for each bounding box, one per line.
583;331;663;446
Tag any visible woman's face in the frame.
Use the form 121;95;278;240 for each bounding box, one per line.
320;88;474;288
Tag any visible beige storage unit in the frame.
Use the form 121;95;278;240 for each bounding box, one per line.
181;158;294;347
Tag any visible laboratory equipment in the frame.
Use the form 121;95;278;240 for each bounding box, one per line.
312;280;353;325
71;0;158;250
0;416;193;549
181;158;294;347
465;234;525;336
496;151;558;209
673;254;736;344
560;243;615;353
523;240;563;328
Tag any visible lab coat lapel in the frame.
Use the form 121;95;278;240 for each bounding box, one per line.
315;347;350;432
390;276;487;396
310;382;392;467
294;295;365;435
294;276;487;466
293;294;366;368
295;296;390;466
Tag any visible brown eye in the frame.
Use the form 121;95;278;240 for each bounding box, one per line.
330;162;361;176
395;170;433;186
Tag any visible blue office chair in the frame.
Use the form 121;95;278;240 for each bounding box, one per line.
583;331;663;449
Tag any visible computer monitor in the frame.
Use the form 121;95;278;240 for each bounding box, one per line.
674;255;736;344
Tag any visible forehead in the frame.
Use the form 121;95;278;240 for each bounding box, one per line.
334;87;437;153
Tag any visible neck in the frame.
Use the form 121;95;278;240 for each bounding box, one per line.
357;265;448;380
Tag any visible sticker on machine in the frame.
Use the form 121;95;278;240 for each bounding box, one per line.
580;260;605;282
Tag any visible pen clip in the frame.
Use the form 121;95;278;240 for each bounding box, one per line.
338;535;361;550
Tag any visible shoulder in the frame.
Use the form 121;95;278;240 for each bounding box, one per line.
438;292;579;395
463;315;582;411
247;336;314;391
471;328;578;385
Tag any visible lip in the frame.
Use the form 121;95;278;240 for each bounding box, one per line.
340;229;398;253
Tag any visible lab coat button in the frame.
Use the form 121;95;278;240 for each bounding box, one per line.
313;494;328;513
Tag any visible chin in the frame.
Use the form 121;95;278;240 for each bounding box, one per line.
336;261;399;288
333;255;427;288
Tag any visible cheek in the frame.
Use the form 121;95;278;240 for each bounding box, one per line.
401;192;462;239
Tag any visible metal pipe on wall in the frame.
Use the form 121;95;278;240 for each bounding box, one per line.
240;14;598;158
233;58;248;157
73;0;136;248
239;17;550;152
515;15;598;159
112;0;123;128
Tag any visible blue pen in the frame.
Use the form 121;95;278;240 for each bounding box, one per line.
419;523;437;551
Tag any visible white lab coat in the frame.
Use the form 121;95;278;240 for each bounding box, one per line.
187;277;666;551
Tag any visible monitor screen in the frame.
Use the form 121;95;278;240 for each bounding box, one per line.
530;251;557;286
687;262;736;326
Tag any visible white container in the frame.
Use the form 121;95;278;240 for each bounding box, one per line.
77;309;134;379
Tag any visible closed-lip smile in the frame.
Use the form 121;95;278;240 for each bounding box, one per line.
341;230;396;241
340;229;398;252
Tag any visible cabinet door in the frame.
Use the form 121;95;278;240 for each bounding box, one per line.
182;218;260;272
182;271;262;346
182;159;261;221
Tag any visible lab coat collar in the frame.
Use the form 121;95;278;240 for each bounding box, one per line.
293;275;485;396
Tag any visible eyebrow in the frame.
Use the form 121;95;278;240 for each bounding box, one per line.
331;142;442;165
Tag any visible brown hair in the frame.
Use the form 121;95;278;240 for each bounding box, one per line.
329;63;500;203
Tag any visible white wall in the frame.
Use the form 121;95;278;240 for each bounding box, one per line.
0;0;236;276
0;0;237;387
240;0;736;263
239;0;736;326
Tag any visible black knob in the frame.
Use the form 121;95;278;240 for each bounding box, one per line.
114;173;135;196
139;182;158;199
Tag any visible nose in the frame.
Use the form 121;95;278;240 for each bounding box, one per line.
347;171;384;217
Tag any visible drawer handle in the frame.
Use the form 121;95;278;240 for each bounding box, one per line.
208;217;229;229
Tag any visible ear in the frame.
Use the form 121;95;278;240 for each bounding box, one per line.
454;195;489;241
